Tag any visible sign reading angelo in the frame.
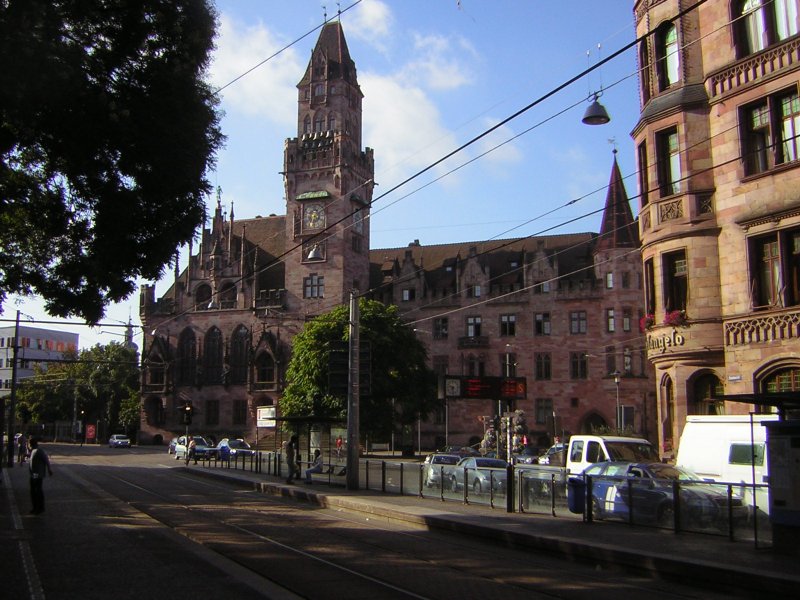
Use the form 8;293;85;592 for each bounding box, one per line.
647;329;686;354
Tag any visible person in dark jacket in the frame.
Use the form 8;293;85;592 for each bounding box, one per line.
28;437;53;515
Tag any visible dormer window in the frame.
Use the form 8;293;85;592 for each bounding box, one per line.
402;288;416;302
467;285;481;298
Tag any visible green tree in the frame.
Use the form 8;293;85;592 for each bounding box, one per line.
282;300;438;441
0;0;223;323
16;341;140;436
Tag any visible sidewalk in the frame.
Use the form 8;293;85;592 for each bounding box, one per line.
187;463;799;597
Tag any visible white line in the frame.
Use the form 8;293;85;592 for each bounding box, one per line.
3;468;46;600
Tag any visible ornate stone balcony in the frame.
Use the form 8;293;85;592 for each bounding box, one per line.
708;37;800;99
724;309;800;346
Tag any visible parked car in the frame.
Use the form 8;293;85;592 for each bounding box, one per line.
439;445;480;457
422;453;461;488
108;434;131;448
537;443;566;465
583;461;750;528
512;445;543;465
167;437;178;455
216;438;255;460
174;435;214;460
446;456;509;495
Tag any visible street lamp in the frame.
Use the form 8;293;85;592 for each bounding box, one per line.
612;370;621;431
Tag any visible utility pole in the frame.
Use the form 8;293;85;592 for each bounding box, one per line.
6;310;20;467
346;290;360;490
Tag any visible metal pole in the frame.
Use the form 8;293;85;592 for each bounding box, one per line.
346;291;360;490
6;310;20;467
613;371;621;431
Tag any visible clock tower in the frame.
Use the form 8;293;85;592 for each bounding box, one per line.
283;21;374;315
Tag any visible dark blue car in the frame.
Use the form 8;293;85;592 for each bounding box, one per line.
584;461;750;529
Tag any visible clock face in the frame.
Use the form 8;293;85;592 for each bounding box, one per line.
303;203;325;229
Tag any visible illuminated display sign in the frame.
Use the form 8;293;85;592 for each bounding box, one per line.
444;376;527;399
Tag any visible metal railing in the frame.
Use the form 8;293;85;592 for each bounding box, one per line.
191;455;771;545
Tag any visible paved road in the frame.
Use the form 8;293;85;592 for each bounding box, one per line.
1;443;744;600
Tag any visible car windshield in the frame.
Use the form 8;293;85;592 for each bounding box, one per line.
193;437;208;446
228;440;250;449
432;455;459;465
646;464;701;481
606;442;658;462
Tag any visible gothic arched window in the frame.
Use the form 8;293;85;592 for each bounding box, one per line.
230;325;249;385
176;328;196;386
195;284;212;310
314;114;324;132
691;374;724;415
303;115;311;134
203;327;224;385
255;353;275;384
655;22;680;91
220;282;237;308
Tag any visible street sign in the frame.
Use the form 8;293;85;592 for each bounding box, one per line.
444;376;527;399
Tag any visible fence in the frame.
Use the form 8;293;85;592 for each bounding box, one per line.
193;454;772;546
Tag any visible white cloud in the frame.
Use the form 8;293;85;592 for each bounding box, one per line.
361;74;461;193
399;33;477;91
211;14;304;124
346;0;393;51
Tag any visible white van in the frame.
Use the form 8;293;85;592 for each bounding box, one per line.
676;414;777;514
566;435;659;476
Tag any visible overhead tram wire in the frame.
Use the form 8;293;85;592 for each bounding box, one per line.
149;0;712;330
212;0;363;96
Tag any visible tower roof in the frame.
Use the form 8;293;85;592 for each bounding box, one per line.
595;152;639;251
298;21;358;87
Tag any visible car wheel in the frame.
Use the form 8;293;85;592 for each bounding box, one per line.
657;503;675;527
473;480;482;495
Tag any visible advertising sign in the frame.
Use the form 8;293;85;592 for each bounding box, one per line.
257;406;276;428
86;423;96;441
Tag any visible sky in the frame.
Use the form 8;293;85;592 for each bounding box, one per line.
3;0;643;349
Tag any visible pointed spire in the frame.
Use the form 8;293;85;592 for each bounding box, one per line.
596;150;639;252
298;21;357;87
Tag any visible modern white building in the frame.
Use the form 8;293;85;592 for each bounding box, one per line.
0;326;79;397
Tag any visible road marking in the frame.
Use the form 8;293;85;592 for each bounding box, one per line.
2;468;46;600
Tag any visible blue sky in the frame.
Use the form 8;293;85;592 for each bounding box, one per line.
6;0;643;347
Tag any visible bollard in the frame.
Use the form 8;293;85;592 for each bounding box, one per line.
400;462;404;496
381;461;386;493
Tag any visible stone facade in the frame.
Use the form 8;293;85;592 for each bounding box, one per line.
633;0;800;457
138;21;656;451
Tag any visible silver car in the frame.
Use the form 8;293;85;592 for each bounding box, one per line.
447;457;509;495
422;453;461;488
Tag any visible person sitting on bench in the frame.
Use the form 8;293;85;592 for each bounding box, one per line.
304;449;324;483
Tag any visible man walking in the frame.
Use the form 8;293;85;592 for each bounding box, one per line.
285;434;300;484
28;437;53;515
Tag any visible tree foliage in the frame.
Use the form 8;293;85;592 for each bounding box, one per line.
281;300;438;440
16;341;140;436
0;0;224;322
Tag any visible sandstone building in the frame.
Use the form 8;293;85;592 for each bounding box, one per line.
138;21;655;450
633;0;800;456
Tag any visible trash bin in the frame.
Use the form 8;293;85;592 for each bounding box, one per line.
567;477;585;514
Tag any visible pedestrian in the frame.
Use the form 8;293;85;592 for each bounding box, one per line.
187;436;197;465
304;449;324;483
28;437;53;515
285;434;300;483
17;433;27;463
335;435;343;458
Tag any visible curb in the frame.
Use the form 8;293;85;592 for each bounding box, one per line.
184;467;799;596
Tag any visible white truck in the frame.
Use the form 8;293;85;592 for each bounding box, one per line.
676;414;777;514
565;434;659;476
524;434;658;504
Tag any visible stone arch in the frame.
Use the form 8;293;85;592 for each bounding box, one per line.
195;283;212;308
579;411;607;434
686;369;724;415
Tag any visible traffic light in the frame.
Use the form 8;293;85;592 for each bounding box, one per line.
181;402;193;425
